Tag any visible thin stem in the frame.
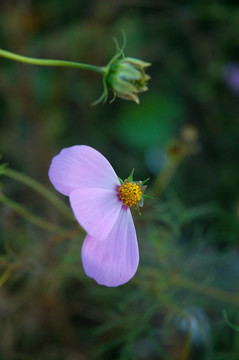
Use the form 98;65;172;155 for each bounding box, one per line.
0;48;104;74
141;267;239;306
2;168;73;221
0;192;71;235
0;266;13;287
175;274;239;306
223;310;239;331
151;141;194;198
151;156;183;198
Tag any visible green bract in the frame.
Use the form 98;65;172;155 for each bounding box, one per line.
105;57;151;104
93;45;151;105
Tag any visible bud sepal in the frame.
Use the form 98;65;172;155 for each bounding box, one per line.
94;38;151;105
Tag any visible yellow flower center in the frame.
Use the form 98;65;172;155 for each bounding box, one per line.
119;182;142;207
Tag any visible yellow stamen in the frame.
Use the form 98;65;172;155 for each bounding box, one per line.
119;182;142;207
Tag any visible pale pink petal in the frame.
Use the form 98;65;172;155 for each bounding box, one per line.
69;187;122;240
81;208;139;287
49;145;120;196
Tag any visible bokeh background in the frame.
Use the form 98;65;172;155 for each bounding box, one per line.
0;1;239;359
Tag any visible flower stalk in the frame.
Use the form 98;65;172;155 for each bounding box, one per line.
1;167;74;221
0;188;71;235
0;48;103;74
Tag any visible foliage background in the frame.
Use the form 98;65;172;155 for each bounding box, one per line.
0;1;239;359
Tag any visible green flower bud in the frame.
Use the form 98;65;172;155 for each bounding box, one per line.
91;36;151;106
105;57;151;104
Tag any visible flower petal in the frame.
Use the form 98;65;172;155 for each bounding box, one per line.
49;145;120;196
81;208;139;287
69;187;122;240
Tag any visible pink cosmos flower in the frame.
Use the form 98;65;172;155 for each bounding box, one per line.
48;145;147;287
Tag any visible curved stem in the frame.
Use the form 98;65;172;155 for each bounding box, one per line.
0;192;71;235
2;168;73;221
0;266;13;287
175;274;239;306
0;48;104;74
141;267;239;306
151;156;184;198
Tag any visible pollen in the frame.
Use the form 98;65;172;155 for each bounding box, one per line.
119;182;142;207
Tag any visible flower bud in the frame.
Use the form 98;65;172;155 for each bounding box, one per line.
105;57;151;104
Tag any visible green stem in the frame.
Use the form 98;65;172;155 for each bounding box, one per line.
0;192;71;235
175;274;239;306
223;310;239;332
151;156;184;198
2;168;73;221
0;48;104;74
141;267;239;306
0;267;13;287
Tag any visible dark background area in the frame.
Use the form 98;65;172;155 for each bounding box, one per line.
0;1;239;359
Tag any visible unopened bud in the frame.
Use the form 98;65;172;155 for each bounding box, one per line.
105;57;151;104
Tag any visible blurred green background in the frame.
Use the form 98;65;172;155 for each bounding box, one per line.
0;1;239;359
